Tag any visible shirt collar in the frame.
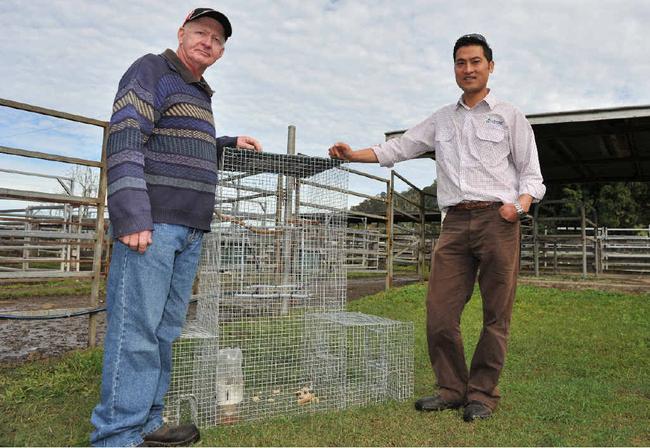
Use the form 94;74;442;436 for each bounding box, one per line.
456;89;498;110
160;49;214;97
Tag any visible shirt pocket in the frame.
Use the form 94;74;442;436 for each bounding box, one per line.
473;123;509;167
434;126;454;164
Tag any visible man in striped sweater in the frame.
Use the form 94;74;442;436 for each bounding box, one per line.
90;8;261;447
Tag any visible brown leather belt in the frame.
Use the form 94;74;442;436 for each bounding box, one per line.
450;201;502;211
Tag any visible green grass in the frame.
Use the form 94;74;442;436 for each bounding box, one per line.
1;284;648;446
0;279;105;300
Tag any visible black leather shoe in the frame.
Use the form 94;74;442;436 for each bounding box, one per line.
414;395;464;412
142;424;200;447
463;400;492;422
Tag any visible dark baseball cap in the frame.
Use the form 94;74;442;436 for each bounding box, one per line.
183;8;232;40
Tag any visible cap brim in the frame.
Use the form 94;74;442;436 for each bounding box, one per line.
186;10;232;39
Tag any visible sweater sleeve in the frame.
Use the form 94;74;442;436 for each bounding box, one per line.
106;55;161;238
215;136;238;163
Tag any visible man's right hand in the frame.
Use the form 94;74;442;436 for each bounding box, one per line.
328;142;354;160
119;230;153;254
328;143;379;163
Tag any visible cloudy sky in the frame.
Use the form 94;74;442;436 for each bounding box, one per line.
1;0;648;207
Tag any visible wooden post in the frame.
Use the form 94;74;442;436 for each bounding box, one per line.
63;204;71;272
274;174;284;278
88;126;109;348
580;203;587;278
533;204;540;277
76;206;83;272
385;172;394;290
418;188;426;281
594;212;601;277
281;125;296;315
23;207;32;271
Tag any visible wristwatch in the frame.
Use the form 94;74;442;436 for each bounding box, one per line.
514;201;526;218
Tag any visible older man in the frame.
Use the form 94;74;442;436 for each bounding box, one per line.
329;34;545;422
90;8;261;447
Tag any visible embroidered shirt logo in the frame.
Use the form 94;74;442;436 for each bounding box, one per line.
485;115;505;126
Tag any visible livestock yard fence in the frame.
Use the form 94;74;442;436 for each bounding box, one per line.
520;199;650;275
1;98;649;347
0;98;108;346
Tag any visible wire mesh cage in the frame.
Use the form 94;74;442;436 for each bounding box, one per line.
212;149;349;318
305;311;414;407
164;323;219;427
165;148;413;427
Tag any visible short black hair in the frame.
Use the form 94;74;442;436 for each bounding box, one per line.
453;33;493;62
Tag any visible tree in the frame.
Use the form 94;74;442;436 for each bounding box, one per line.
66;165;99;219
352;191;387;215
545;182;649;227
351;181;438;215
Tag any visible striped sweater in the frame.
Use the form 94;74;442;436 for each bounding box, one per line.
106;49;237;238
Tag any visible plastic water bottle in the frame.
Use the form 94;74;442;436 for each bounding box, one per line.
216;348;244;423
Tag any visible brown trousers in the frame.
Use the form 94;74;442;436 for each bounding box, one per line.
426;205;520;409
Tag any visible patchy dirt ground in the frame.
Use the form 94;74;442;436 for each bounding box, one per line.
518;273;650;294
0;276;422;365
1;274;647;365
0;295;107;365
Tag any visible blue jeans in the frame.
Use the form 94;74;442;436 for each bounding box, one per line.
90;223;204;447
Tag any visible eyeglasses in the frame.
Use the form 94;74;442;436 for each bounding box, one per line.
185;28;225;48
459;33;487;43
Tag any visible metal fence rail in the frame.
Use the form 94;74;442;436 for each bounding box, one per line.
1;98;648;358
0;97;108;346
521;200;650;275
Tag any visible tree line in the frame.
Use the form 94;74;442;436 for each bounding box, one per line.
352;181;650;228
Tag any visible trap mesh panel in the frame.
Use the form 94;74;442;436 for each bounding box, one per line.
305;312;414;407
166;149;349;425
213;148;348;318
166;149;413;427
211;149;349;422
164;323;219;427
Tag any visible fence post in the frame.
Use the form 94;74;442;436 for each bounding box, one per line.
23;207;32;271
385;172;394;290
603;227;608;272
533;204;540;276
418;188;426;281
88;126;109;348
594;211;600;276
281;125;296;315
581;203;587;278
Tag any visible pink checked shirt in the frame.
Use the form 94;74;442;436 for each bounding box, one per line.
372;92;546;210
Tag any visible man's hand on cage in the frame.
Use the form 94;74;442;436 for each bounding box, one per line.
328;143;378;163
236;136;263;152
328;142;353;160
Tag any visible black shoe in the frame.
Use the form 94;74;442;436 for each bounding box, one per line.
414;395;464;412
463;400;492;422
142;424;200;447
